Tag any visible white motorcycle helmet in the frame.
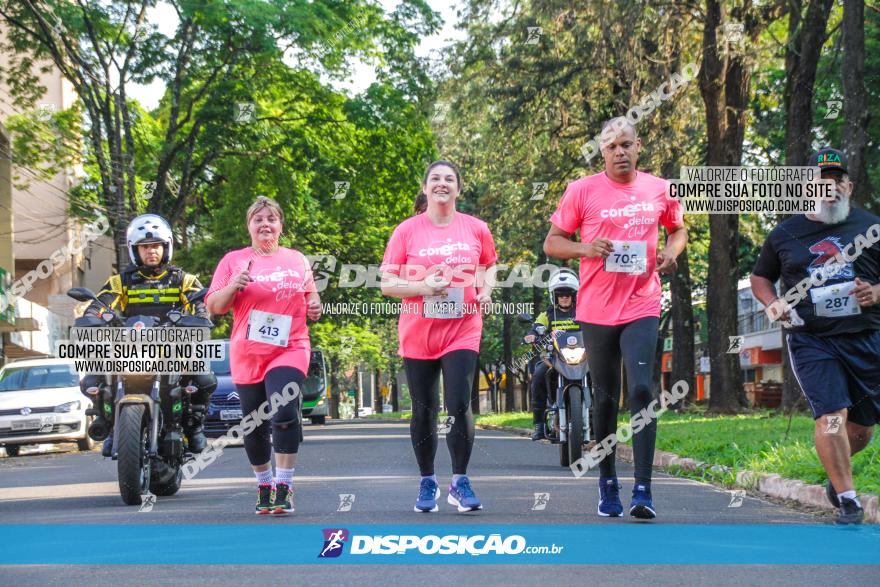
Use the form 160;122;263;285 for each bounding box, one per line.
548;268;579;304
126;214;173;266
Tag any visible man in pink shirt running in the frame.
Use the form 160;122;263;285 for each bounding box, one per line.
544;118;688;519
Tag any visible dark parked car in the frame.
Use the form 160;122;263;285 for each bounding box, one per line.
205;342;329;437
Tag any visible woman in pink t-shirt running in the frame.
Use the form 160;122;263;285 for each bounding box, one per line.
206;196;322;515
381;160;497;513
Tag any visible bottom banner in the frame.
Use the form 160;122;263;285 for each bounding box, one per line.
1;524;878;565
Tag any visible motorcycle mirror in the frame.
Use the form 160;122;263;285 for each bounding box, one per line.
517;312;533;323
187;288;208;304
535;324;546;335
67;287;100;303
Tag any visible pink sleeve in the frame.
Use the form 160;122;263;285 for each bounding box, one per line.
380;224;408;276
206;253;233;303
549;182;584;234
479;222;497;266
301;252;317;293
660;183;685;231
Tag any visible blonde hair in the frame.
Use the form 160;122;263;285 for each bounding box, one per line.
246;196;284;225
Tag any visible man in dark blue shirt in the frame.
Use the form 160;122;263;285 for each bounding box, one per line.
751;148;880;525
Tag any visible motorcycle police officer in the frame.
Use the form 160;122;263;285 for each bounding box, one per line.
80;214;216;456
525;268;580;440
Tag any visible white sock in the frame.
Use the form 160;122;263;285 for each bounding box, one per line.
255;469;273;486
422;474;437;484
837;490;860;506
275;467;295;487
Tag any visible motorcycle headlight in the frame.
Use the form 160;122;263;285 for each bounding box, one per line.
55;400;81;413
560;347;586;365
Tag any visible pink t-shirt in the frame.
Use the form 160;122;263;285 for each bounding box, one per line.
381;212;497;360
206;247;315;384
550;171;684;326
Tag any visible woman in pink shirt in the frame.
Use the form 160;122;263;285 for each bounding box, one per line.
206;196;321;515
381;160;497;513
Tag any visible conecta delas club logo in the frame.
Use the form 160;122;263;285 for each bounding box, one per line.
318;528;349;558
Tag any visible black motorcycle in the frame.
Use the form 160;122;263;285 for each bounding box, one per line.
68;286;212;505
520;313;593;466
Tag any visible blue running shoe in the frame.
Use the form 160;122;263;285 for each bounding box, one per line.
414;477;440;512
597;476;623;517
447;476;482;512
629;484;656;519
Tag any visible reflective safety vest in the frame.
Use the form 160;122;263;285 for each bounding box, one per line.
87;265;205;318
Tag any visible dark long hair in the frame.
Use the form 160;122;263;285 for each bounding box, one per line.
413;160;462;214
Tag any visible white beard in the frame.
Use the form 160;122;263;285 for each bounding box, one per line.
813;192;851;225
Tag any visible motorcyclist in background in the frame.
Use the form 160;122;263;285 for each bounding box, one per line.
524;269;580;441
79;214;216;456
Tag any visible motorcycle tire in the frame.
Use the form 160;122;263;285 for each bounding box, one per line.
566;387;585;467
117;404;150;506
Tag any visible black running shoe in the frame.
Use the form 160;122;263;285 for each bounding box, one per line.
835;497;863;525
271;482;294;515
825;480;840;508
255;484;273;515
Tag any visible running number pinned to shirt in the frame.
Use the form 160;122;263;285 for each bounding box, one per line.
247;309;292;346
604;241;647;274
810;281;862;318
423;287;464;319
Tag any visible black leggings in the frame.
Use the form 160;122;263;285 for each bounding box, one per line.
235;366;305;466
404;349;478;476
582;317;659;485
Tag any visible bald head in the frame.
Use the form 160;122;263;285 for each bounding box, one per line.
601;117;638;138
599;116;641;182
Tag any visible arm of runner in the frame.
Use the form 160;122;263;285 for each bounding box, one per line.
303;259;322;320
306;291;322;320
475;264;495;304
852;277;880;307
543;223;612;260
380;267;449;299
750;275;790;322
206;259;252;315
656;225;688;274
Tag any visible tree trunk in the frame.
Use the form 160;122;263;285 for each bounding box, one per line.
842;0;872;206
329;358;340;419
783;0;833;171
671;251;696;405
502;287;514;411
391;372;400;412
653;312;672;395
699;0;752;412
374;368;383;414
780;0;832;411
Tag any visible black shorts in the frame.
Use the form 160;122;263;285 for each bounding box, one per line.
787;330;880;426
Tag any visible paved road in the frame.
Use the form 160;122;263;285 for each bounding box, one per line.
0;420;875;585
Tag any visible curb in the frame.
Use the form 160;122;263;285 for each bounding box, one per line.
476;422;880;524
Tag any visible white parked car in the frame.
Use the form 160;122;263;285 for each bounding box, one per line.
0;358;94;456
